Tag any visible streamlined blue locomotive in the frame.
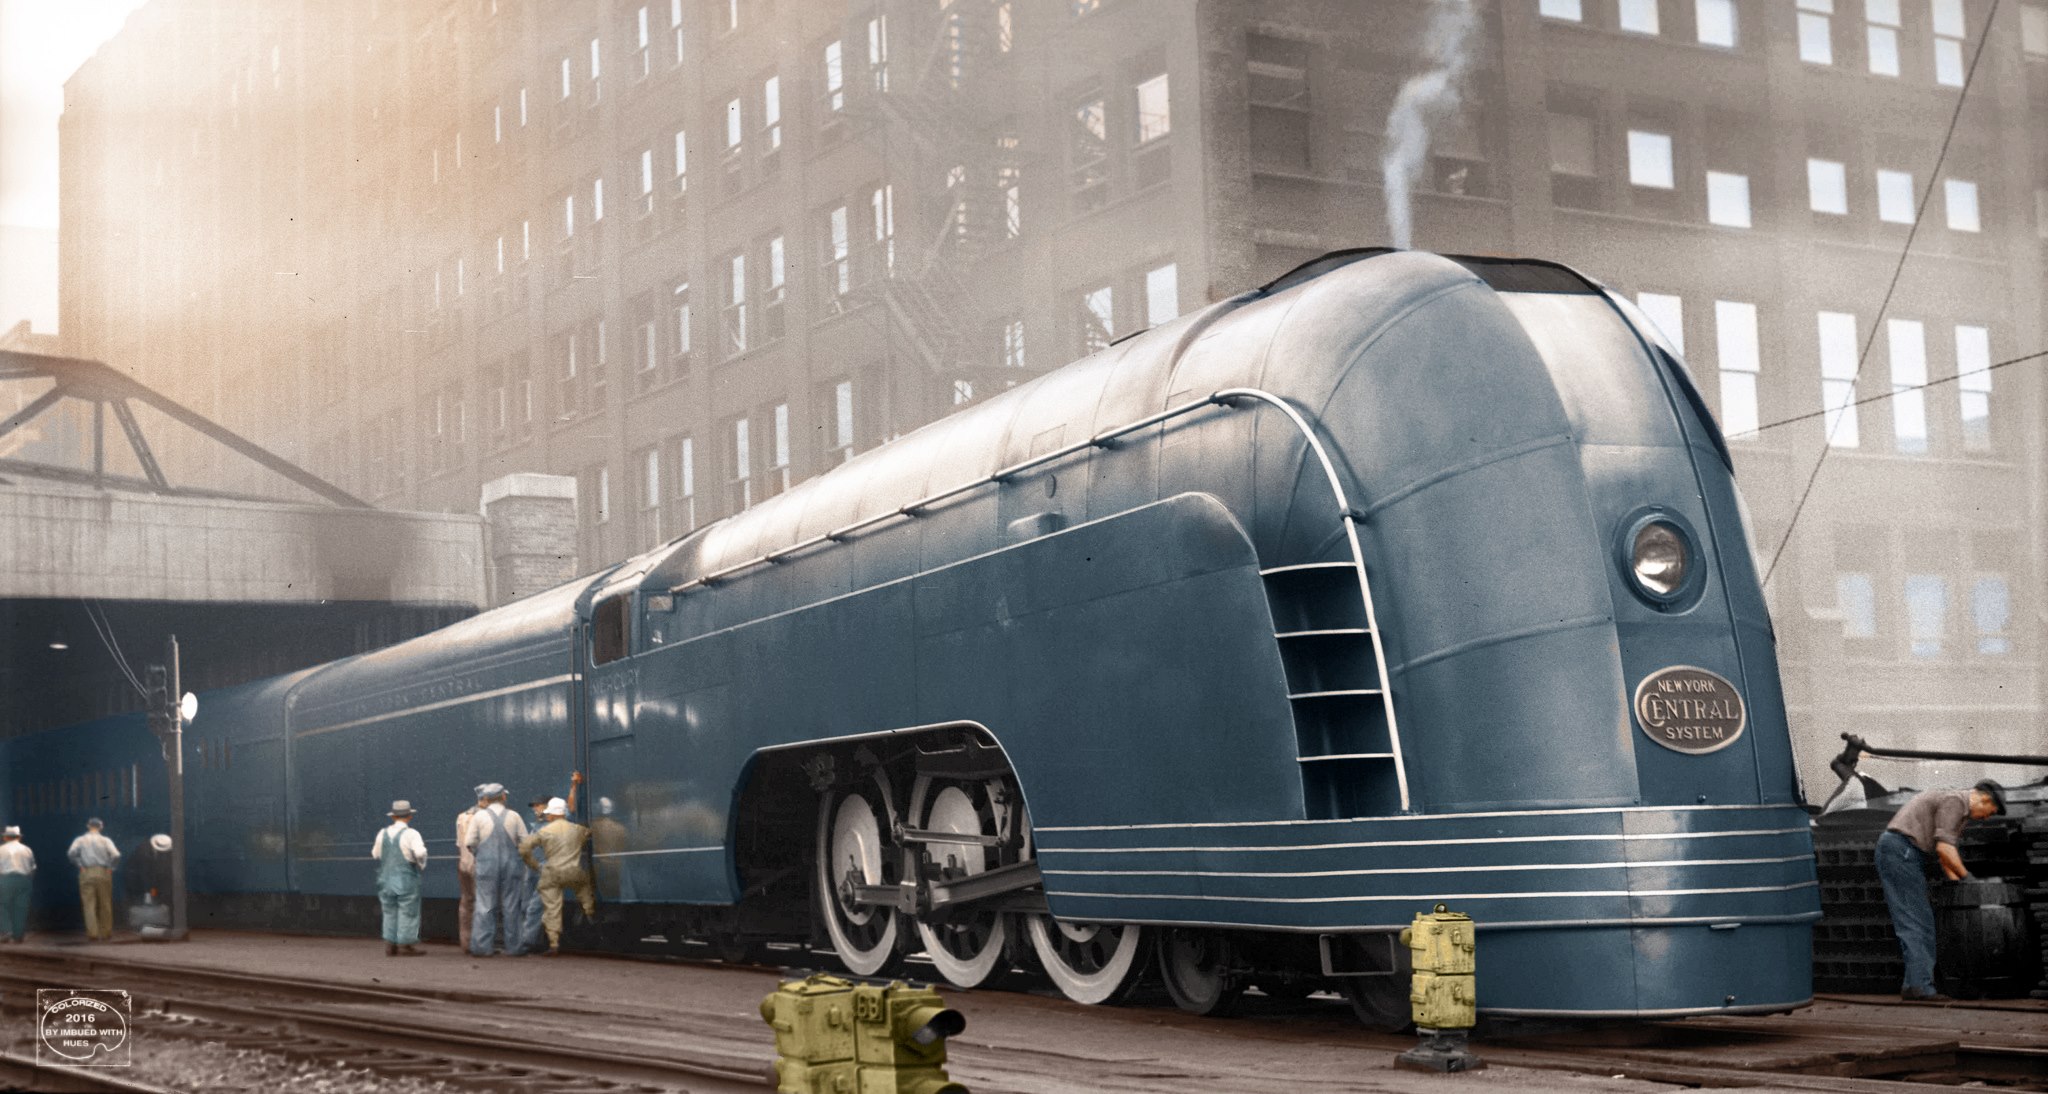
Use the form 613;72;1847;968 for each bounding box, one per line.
5;251;1817;1021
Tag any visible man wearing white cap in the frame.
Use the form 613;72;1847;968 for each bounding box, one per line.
519;795;595;955
454;784;489;951
372;800;428;956
0;827;35;943
67;818;120;942
463;783;528;956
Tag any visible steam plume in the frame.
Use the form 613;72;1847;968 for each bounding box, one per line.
1381;0;1478;250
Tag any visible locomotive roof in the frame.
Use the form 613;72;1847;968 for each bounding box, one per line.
631;249;1612;599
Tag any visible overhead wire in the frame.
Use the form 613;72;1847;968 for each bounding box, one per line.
1740;348;2048;436
81;599;148;699
1757;0;2003;588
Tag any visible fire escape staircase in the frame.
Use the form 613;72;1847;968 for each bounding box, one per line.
870;1;1017;390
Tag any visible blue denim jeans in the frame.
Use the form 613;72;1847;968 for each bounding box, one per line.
1876;830;1937;992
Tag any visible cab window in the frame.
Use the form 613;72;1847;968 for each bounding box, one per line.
591;594;631;666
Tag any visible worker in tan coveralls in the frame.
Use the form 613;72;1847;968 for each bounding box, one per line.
454;784;489;951
517;796;594;956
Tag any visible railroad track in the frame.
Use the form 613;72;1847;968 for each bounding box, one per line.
0;1048;183;1094
0;950;772;1093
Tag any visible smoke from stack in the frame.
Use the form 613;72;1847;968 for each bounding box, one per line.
1381;0;1478;250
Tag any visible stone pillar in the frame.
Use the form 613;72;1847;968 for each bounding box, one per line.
480;473;578;607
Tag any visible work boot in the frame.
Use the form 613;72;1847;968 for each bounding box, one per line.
1901;987;1952;1002
386;942;398;956
542;946;561;957
398;945;425;957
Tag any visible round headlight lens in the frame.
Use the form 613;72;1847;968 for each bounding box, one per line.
1632;521;1689;597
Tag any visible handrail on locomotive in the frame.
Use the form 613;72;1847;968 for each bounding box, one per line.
666;385;1414;812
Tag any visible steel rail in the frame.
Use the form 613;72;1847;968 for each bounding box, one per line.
667;386;1413;811
0;955;772;1092
0;1049;182;1094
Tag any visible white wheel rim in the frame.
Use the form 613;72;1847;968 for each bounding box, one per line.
1027;916;1143;1005
816;787;897;975
911;780;1009;989
831;797;884;926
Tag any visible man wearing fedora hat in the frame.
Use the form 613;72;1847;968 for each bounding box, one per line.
1879;779;2006;1001
372;800;429;957
0;826;35;943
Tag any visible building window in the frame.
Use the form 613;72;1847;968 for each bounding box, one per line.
1637;292;1685;353
1247;35;1310;173
1145;262;1179;326
823;40;846;116
1547;110;1598;201
1627;130;1674;189
729;417;752;511
868;15;889;91
761;234;787;342
671;0;686;65
1876;169;1914;223
1001;317;1025;368
1695;0;1736;46
635;147;657;233
1932;0;1966;86
632;292;662;391
1539;0;1583;20
1866;0;1902;76
2024;3;2048;57
637;445;663;547
1133;73;1170;188
1818;311;1861;447
712;0;738;35
669;280;693;371
723;96;744;195
1955;324;1991;450
1943;178;1979;231
1888;318;1927;453
1000;158;1022;238
1619;0;1659;34
953;379;976;405
671;434;697;533
761;74;783;167
633;5;651;80
872;183;895;271
1706;171;1751;228
1134;72;1171;142
1837;573;1878;638
672;129;689;225
1808;158;1849;215
822;204;852;306
722;252;747;357
1071;94;1109;212
767;402;791;496
823;380;855;464
1972;576;2010;654
597;465;612;524
2038;188;2048;238
1715;301;1760;438
587;37;603;105
1079;285;1114;352
1798;0;1835;63
1904;574;1946;657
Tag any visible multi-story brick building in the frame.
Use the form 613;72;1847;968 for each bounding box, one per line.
58;0;2048;791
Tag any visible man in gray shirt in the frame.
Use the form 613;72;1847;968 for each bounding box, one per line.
1877;780;2005;1001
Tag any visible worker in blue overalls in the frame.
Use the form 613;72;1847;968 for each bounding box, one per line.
371;800;427;956
464;782;528;956
519;771;580;955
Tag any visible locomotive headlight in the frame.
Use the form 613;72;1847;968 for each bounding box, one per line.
1631;521;1689;597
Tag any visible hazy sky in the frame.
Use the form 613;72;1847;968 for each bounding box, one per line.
0;0;147;331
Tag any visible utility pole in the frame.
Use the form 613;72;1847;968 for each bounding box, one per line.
145;637;189;941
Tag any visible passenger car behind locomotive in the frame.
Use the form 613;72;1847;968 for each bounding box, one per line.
6;250;1818;1021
